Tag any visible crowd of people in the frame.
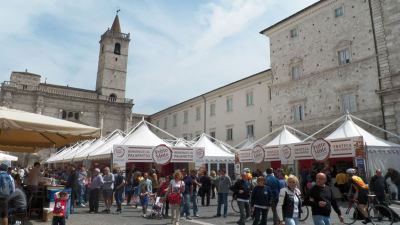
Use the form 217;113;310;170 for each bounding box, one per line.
1;161;400;225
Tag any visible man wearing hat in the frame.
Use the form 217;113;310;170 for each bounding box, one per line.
0;163;15;225
88;168;103;213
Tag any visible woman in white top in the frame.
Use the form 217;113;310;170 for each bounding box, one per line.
169;170;185;225
277;175;302;225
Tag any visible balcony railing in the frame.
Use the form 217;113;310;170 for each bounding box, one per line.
1;81;133;104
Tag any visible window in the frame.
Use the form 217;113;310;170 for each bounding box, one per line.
290;28;298;38
269;121;273;132
291;65;301;80
246;91;254;106
68;112;73;118
246;124;254;138
109;93;117;102
210;103;216;116
195;131;202;139
61;110;67;119
342;94;357;113
210;131;216;142
293;104;304;122
268;86;272;101
226;128;233;141
173;114;177;127
183;133;192;141
74;112;80;120
183;110;188;124
163;117;168;129
155;120;160;127
335;6;344;17
114;43;121;55
196;106;201;121
226;96;233;112
338;48;350;65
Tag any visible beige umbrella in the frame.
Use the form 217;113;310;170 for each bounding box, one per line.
0;107;101;152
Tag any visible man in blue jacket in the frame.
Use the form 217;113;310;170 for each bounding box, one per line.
265;168;281;225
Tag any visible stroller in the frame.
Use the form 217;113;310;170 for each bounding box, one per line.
149;196;164;219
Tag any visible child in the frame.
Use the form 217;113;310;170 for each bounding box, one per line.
250;176;271;225
52;191;68;225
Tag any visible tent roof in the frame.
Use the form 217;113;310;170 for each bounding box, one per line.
0;107;100;152
235;138;256;149
326;119;400;147
266;127;302;146
193;134;234;162
0;152;18;161
175;139;188;147
87;132;125;160
120;123;169;146
72;138;105;160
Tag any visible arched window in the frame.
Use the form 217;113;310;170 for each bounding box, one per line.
109;93;117;102
114;43;121;55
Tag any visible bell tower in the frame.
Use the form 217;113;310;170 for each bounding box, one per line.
96;13;130;99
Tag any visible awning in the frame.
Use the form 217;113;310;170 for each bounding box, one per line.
0;107;100;152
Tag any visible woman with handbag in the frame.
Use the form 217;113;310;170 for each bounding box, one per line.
277;175;302;225
169;170;185;225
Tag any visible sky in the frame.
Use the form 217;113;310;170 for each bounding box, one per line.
0;0;318;115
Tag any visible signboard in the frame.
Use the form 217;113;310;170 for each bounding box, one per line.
238;136;361;163
113;145;205;167
355;157;366;180
310;138;331;162
238;149;253;163
279;145;294;164
252;145;265;164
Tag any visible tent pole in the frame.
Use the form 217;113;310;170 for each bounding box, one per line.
286;126;314;140
251;126;286;147
350;115;400;139
145;121;179;140
303;115;346;142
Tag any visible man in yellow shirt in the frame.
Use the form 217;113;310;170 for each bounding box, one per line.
335;170;348;200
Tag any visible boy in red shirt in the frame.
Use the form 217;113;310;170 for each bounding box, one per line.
52;191;68;225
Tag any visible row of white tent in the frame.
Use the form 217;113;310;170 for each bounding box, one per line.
236;114;400;174
46;114;400;174
46;120;235;164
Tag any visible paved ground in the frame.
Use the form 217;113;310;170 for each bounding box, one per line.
27;196;400;225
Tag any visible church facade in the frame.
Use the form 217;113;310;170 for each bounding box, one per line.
0;15;134;137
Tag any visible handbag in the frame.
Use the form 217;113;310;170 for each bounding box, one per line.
168;192;182;204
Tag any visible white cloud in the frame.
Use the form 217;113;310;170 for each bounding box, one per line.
193;0;273;52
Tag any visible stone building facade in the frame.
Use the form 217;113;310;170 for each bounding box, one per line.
150;70;272;146
0;15;134;137
151;0;400;145
260;0;399;140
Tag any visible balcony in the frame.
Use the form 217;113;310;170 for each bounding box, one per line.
1;81;133;104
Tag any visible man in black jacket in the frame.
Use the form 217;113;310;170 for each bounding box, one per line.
309;173;343;225
231;172;252;225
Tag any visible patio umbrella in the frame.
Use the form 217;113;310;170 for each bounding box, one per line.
0;107;101;152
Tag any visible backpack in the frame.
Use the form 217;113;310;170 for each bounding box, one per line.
0;172;14;198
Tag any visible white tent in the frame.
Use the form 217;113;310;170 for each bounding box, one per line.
326;117;400;173
120;123;170;146
193;134;234;162
72;138;106;160
265;126;302;146
47;141;89;163
175;139;188;147
87;132;125;160
0;152;18;161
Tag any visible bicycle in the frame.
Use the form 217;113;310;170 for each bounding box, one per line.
342;194;395;225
